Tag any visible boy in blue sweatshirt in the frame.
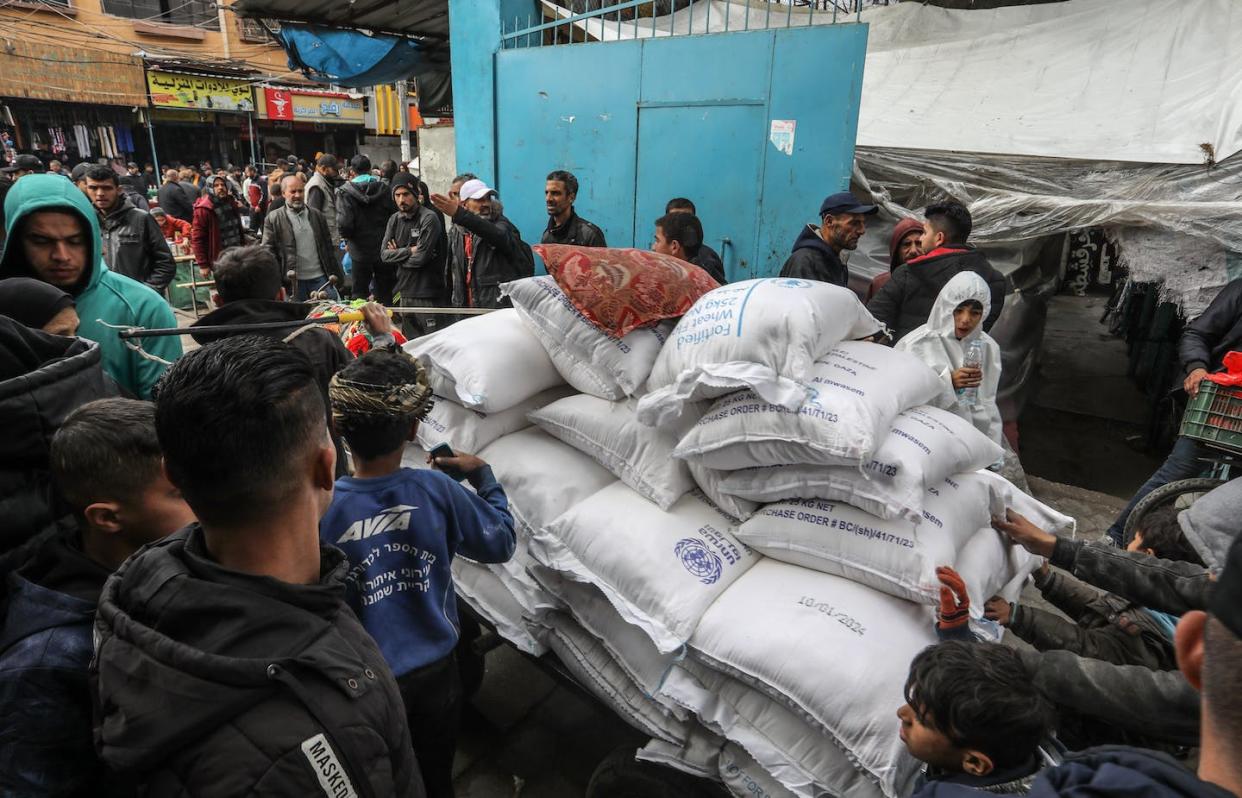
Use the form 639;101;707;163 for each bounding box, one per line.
320;348;516;798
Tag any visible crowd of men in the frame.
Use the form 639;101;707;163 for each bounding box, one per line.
0;144;1239;798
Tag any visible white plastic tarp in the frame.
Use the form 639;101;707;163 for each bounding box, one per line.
545;0;1242;165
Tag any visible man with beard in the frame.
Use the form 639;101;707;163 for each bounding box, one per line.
382;173;445;338
262;174;344;301
540;170;605;247
779;191;877;287
85;165;175;292
430;179;533;310
191;174;245;278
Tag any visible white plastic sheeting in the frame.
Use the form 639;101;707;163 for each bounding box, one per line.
545;0;1242;165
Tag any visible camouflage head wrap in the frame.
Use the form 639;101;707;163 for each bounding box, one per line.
328;356;434;426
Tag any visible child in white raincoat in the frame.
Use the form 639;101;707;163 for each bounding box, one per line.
895;271;1004;447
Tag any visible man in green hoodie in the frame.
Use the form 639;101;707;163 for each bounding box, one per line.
0;174;181;398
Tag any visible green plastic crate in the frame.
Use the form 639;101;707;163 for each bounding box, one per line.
1181;381;1242;455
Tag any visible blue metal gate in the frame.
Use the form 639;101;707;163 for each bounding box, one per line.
452;1;869;280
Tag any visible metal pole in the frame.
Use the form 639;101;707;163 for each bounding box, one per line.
397;80;411;163
140;60;160;178
247;111;258;165
144;109;160;179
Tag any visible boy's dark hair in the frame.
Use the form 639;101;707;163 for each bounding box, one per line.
154;335;325;526
905;641;1054;769
213;245;282;303
546;170;578;197
1134;505;1204;565
351;154;372;174
665;197;696;214
656;212;703;259
331;350;431;460
85;165;118;186
50;398;162;512
924;202;972;245
954;299;984;313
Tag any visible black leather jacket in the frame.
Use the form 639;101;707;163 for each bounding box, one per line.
98;197;176;291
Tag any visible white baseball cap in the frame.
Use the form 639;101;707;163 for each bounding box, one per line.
459;178;496;201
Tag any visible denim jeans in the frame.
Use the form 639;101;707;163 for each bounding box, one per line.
1105;436;1209;544
294;275;339;303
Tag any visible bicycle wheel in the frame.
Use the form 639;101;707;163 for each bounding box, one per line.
1122;477;1226;546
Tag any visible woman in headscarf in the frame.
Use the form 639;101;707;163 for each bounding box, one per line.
0;277;79;337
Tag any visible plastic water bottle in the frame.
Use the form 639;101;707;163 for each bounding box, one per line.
960;339;984;408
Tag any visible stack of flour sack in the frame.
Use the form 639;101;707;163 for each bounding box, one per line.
404;261;1075;798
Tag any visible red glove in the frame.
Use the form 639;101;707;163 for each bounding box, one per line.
936;566;970;630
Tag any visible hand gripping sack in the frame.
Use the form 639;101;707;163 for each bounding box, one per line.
688;559;935;798
528;394;697;510
535;244;720;338
536;611;691;744
478;428;617;533
405;308;564;413
672;342;950;471
503;275;676;398
529;482;759;653
735;474;998;605
638;279;882;426
413;386;572;456
972;468;1077;538
719;405;1003;521
660;659;883;798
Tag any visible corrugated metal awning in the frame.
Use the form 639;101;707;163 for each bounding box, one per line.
231;0;448;40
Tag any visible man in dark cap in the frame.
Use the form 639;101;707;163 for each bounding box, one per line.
2;154;45;183
779;191;877;287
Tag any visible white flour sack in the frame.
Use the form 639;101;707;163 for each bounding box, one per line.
687;459;760;523
973;468;1077;537
530;564;686;710
661;659;883;798
638;727;727;782
536;611;690;744
452;558;545;656
528;394;697;510
735;474;996;605
405;308;563;412
478;428;617;533
414;386;572;456
719;405;1003;522
529;483;759;653
673;342;949;471
502;276;674;399
638;279;881;426
689;560;935;798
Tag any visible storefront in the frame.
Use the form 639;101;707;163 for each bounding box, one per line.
255;86;365;162
0;40;149;167
146;69;258;168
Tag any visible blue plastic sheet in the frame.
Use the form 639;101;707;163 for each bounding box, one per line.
277;25;427;87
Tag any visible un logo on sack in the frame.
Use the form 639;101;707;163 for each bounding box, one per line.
772;278;810;289
675;538;723;585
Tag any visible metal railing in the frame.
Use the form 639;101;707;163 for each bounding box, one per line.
501;0;891;49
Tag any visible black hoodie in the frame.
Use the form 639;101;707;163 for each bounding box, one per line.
779;224;848;287
867;245;1008;342
337;180;396;266
92;526;424;797
0;318;116;557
